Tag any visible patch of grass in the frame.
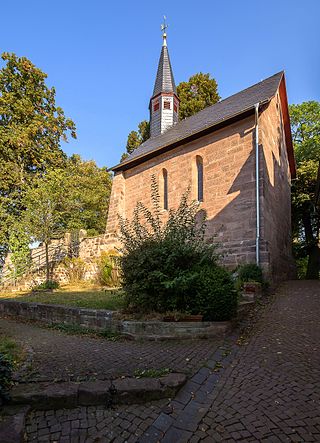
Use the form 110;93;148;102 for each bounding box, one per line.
134;367;171;378
47;323;121;341
0;336;23;367
0;289;125;311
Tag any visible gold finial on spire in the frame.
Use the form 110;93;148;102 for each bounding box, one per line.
161;15;168;46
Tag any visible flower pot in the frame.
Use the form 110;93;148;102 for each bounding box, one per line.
243;282;261;293
163;314;203;322
163;316;176;322
179;315;203;322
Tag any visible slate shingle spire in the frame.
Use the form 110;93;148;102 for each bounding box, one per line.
149;21;179;138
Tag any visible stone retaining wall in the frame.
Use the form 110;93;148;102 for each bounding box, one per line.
1;230;119;290
0;300;232;340
0;300;115;332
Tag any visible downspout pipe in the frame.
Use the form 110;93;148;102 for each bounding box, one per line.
254;103;260;266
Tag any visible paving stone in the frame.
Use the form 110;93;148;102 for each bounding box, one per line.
139;281;320;442
161;426;192;443
18;281;320;442
0;317;222;384
153;413;174;433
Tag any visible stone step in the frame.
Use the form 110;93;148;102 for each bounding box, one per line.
0;405;30;443
9;373;187;410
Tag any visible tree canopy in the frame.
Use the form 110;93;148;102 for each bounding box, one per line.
121;121;150;162
0;52;76;265
177;72;220;120
121;72;220;161
22;156;112;281
290;101;320;279
62;155;112;236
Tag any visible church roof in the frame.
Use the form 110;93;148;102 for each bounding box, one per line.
113;71;294;175
152;41;177;96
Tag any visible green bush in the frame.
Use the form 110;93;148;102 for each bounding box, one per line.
119;176;237;321
33;280;59;291
295;256;308;280
236;263;263;283
234;263;265;291
0;353;13;404
195;265;238;321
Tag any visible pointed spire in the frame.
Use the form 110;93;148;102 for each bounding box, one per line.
149;17;179;138
152;17;177;97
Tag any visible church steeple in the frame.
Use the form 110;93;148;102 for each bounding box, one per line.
149;18;179;138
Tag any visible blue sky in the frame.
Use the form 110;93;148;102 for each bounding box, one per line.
1;0;319;167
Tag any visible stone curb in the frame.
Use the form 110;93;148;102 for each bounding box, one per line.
0;405;30;443
9;373;187;410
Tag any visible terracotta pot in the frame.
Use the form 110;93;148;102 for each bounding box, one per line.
243;282;261;293
163;316;176;322
163;314;203;322
179;315;203;322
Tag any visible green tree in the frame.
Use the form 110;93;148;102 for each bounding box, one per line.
121;120;150;162
121;72;219;160
0;53;76;266
63;155;112;235
23;170;66;282
7;224;31;284
290;101;320;279
22;156;112;281
177;72;220;120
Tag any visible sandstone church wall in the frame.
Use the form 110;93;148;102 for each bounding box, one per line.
106;104;295;281
259;94;295;280
107;116;260;270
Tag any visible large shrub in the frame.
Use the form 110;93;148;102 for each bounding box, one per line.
119;177;237;321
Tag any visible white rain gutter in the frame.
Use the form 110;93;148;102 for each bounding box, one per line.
254;103;260;266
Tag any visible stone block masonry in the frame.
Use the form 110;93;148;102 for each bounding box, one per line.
106;91;295;282
0;300;232;340
0;300;115;332
1;230;118;290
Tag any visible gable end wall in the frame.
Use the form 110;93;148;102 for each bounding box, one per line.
259;94;295;280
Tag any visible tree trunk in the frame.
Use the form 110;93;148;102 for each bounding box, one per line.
303;210;320;279
306;244;320;279
45;241;50;283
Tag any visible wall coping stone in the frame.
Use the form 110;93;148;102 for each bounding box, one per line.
0;299;233;340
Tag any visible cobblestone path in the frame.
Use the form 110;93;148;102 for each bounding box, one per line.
6;280;320;442
0;318;222;382
141;280;320;442
25;401;167;443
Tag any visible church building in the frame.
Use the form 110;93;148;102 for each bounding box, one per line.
106;28;296;281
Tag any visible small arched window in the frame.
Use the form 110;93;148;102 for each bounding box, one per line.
196;156;204;202
163;168;168;210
